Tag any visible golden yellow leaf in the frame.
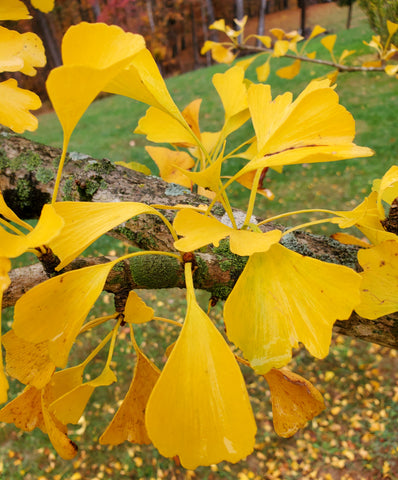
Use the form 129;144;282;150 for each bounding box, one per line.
41;386;78;460
276;59;301;79
145;146;194;187
309;25;326;40
114;161;151;175
224;244;361;373
254;35;271;48
0;0;31;20
0;257;11;292
3;330;55;389
0;78;41;133
236;170;275;200
0;385;45;431
273;40;289;57
321;34;336;53
124;290;154;324
50;202;158;270
356;240;398;319
362;60;382;68
385;64;398;76
0;191;31;230
264;368;325;438
25;204;64;249
18;32;46;76
13;261;117;367
270;28;285;40
31;0;54;12
387;20;398;36
0;26;24;72
49;366;116;424
330;232;370;248
145;264;256;469
256;61;270;82
100;347;160;445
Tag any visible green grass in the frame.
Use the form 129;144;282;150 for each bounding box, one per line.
4;7;398;480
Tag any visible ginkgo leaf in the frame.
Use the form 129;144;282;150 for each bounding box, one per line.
264;368;325;438
41;387;78;460
276;59;301;79
114;161;151;175
25;204;64;249
309;25;326;40
145;146;194;187
145;264;256;469
0;26;24;72
0;366;8;405
0;385;45;431
321;34;336;53
273;40;289;57
105;48;185;123
385;65;398;76
331;232;370;248
18;32;46;76
270;28;285;40
0;191;31;230
49;366;116;424
256;61;270;82
0;78;41;133
375;165;398;206
355;240;398;319
0;0;31;20
235;170;275;200
201;42;236;63
31;0;54;12
3;330;55;389
224;243;361;374
181;98;202;140
123;290;154;324
387;20;398;36
174;209;281;255
135;106;197;146
50;202;159;270
100;346;160;445
13;261;118;367
0;226;28;258
178;154;223;194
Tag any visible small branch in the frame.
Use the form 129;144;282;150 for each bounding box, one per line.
237;45;386;73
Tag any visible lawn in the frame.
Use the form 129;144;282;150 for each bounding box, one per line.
3;3;398;480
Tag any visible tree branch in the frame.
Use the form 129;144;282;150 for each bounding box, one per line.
2;132;398;349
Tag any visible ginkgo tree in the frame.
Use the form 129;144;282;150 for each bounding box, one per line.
1;0;398;470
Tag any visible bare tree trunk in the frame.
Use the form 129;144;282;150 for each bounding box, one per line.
257;0;267;47
146;0;155;32
190;2;200;69
299;0;307;36
347;2;353;29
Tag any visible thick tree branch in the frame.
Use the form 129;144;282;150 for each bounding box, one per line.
2;132;398;349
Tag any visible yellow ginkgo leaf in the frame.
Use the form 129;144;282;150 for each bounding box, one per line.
212;66;250;137
355;240;398;319
387;20;398;36
3;330;55;389
235;170;275;200
0;257;11;292
0;226;28;258
174;209;231;252
41;387;78;460
145;263;256;469
321;34;337;53
229;229;281;256
254;35;272;48
179;154;223;195
385;64;398;76
50;201;159;270
201;42;236;64
0;365;8;404
276;59;301;79
135;106;197;146
0;191;31;230
374;165;398;215
0;0;31;20
0;78;41;133
105;48;185;123
331;232;370;248
13;261;118;367
0;385;45;431
100;345;160;445
25;204;64;249
264;368;325;438
18;32;46;76
49;366;116;425
309;25;326;40
270;28;286;40
273;40;289;57
145;146;194;187
0;26;24;73
256;60;270;82
31;0;54;12
114;161;151;176
224;243;361;374
124;290;154;324
181;98;202;140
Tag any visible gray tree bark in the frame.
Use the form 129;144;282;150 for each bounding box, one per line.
2;132;398;349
